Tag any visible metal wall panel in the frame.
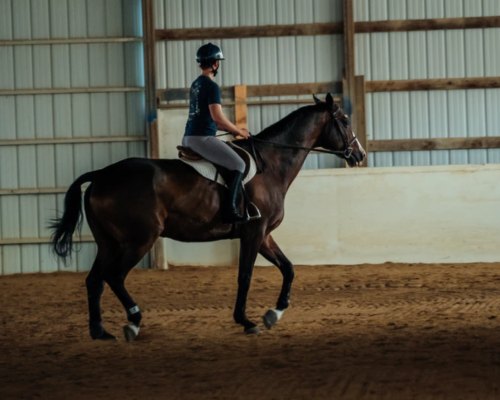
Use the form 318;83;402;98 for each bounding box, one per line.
156;0;345;170
0;0;149;274
354;0;500;167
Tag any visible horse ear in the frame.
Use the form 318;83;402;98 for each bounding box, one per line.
313;94;322;105
326;93;334;109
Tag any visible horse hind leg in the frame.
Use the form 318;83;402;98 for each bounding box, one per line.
86;259;116;340
258;235;295;330
102;240;156;342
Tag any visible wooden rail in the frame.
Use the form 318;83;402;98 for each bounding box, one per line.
158;76;500;105
156;22;343;41
156;16;500;42
157;81;342;103
366;77;500;93
368;137;500;152
158;97;342;109
356;16;500;33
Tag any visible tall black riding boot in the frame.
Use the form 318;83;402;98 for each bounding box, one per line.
223;170;249;224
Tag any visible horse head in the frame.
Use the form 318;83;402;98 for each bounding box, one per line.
313;93;366;167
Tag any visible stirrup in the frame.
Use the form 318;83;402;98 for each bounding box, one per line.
246;202;261;221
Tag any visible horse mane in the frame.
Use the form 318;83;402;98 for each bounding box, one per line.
255;103;327;142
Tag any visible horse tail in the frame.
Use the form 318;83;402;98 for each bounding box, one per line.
50;171;96;262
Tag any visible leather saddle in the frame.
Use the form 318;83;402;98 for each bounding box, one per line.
177;142;252;180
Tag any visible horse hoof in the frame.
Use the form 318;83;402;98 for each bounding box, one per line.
262;310;278;330
123;324;140;342
92;330;116;341
245;325;262;335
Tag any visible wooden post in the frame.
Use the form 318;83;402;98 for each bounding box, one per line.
142;0;157;134
234;85;248;129
343;0;356;110
354;75;367;167
142;0;165;269
343;0;356;169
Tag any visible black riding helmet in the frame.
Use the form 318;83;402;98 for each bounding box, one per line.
196;43;224;76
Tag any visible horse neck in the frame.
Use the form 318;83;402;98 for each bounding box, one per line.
258;111;326;190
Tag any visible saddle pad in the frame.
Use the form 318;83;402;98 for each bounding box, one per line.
180;144;257;187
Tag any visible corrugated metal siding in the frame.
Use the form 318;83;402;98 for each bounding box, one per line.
0;0;149;275
354;0;500;167
155;0;346;169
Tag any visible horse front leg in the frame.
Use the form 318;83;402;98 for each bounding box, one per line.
259;234;294;330
233;232;265;335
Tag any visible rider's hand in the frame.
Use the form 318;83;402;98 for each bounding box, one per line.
236;128;250;139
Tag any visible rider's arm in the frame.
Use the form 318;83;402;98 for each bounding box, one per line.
209;104;250;139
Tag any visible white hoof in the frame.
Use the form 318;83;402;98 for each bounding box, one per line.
262;309;285;330
123;324;140;342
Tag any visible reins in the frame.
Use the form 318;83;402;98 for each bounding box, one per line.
217;109;358;162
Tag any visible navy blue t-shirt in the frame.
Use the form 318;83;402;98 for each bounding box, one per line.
184;75;221;137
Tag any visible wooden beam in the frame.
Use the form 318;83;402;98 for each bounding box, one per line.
356;16;500;33
234;85;248;130
155;17;500;43
245;82;343;97
157;81;342;102
354;76;367;167
158;97;342;109
149;121;160;159
156;22;343;41
366;77;500;93
368;137;500;152
142;0;157;146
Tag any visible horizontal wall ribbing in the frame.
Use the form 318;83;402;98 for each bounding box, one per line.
0;187;88;196
0;37;144;46
0;87;145;96
0;136;148;146
0;236;94;245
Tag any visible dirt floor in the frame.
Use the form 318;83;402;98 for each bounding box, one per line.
2;263;500;400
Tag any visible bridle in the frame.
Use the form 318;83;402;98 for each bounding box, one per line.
219;107;360;174
247;107;359;159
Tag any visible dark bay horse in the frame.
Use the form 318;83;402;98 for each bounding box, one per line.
51;94;366;341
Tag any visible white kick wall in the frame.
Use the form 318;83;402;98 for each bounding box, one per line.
160;163;500;267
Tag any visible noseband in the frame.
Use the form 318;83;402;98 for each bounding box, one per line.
330;108;359;159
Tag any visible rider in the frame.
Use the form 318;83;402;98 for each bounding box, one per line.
182;43;250;224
